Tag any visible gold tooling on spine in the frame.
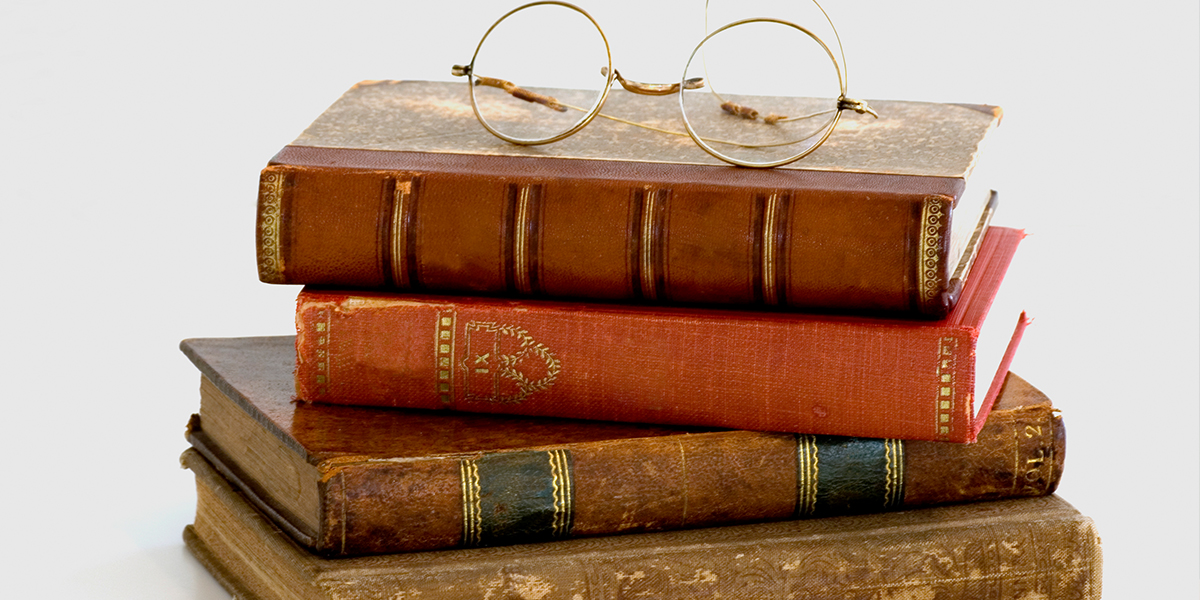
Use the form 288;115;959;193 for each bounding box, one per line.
762;193;783;305
936;336;958;439
513;184;536;295
257;170;286;283
796;435;819;517
639;188;667;300
390;178;414;287
459;459;482;546
436;312;456;405
884;438;905;508
548;449;573;538
917;196;949;308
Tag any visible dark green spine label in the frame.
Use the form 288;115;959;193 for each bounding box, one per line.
460;449;574;547
796;436;905;517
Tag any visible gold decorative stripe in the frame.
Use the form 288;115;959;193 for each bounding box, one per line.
917;196;950;306
639;189;665;301
883;439;905;508
936;336;958;439
435;311;456;405
257;170;286;283
639;190;657;300
548;449;573;538
513;185;536;295
459;459;482;547
312;312;331;398
390;179;414;288
796;435;819;517
761;193;782;305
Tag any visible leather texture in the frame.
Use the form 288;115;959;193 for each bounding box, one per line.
260;155;964;316
185;446;1101;599
183;334;1063;557
255;80;1004;319
805;436;901;516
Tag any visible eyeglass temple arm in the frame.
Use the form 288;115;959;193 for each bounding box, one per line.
601;67;705;96
451;64;569;112
720;95;878;126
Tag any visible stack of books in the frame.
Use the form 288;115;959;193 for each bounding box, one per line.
179;80;1103;598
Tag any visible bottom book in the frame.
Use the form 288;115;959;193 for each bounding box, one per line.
182;447;1102;600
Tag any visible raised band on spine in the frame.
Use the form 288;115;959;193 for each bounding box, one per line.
637;188;669;301
796;434;819;517
459;459;482;547
760;192;791;306
884;438;905;508
512;184;542;295
627;188;645;300
388;177;418;289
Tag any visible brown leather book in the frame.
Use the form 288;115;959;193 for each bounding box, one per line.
183;335;1064;557
183;447;1102;599
258;79;1002;317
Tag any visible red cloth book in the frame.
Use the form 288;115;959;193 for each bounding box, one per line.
295;227;1027;443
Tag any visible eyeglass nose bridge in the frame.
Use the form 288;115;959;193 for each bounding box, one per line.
601;67;705;96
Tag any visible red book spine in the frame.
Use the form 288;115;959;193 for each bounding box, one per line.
296;228;1023;443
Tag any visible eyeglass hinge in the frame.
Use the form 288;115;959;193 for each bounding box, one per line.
451;64;472;78
838;97;878;118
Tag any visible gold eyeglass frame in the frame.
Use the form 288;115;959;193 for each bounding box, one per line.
451;0;877;168
453;1;615;146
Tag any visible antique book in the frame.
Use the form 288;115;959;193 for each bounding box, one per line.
257;79;1003;317
183;447;1102;600
182;335;1064;557
294;226;1026;442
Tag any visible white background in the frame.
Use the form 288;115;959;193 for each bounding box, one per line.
2;1;1196;597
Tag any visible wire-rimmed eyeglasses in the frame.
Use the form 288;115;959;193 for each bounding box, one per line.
451;0;877;168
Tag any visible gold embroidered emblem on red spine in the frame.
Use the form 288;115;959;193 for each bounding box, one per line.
462;321;561;404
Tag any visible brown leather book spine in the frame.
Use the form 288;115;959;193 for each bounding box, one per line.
185;447;1102;599
308;404;1062;556
259;151;962;315
906;404;1065;505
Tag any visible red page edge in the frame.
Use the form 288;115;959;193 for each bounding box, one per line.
971;311;1032;439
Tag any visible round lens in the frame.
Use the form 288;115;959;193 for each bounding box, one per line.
468;1;612;145
680;19;843;167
